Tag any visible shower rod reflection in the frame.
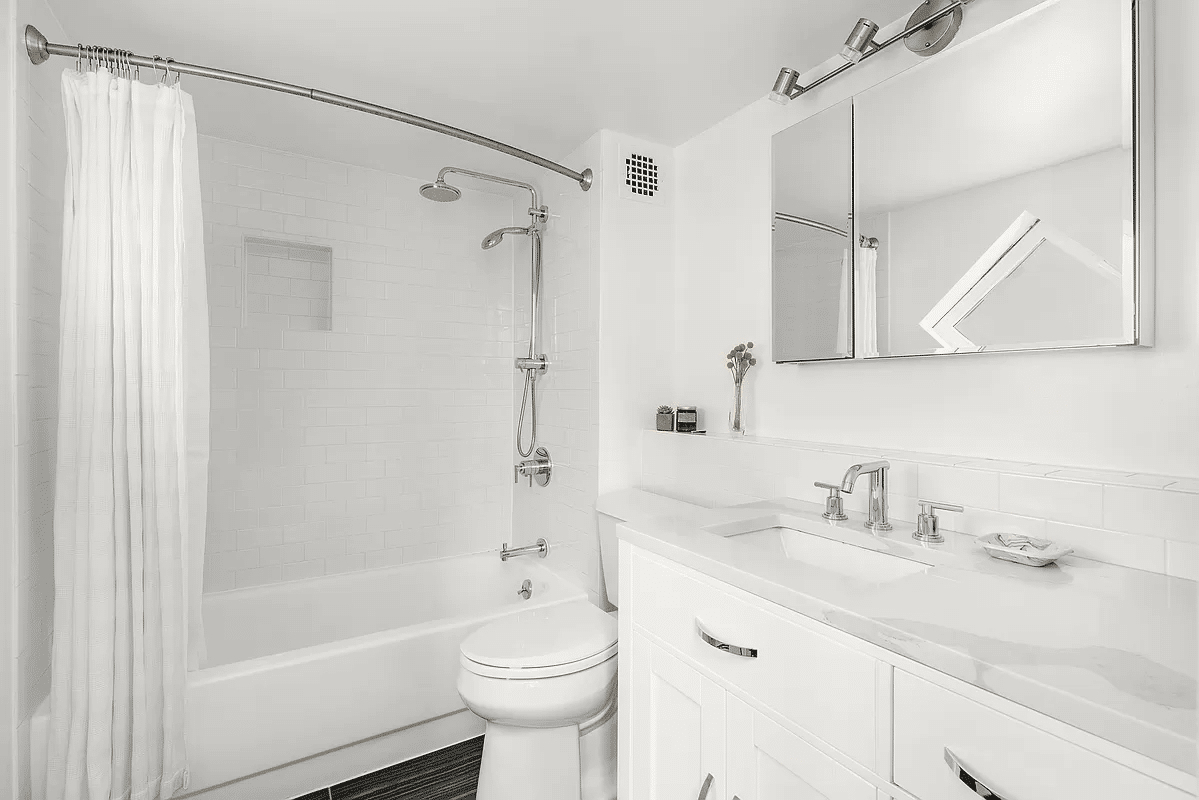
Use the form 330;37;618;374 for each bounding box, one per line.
774;211;878;249
23;25;593;192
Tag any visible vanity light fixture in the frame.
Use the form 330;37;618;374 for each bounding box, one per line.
768;67;802;105
840;18;880;64
768;0;973;104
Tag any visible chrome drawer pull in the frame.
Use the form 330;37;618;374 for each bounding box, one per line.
945;748;1008;800
696;621;758;658
696;772;714;800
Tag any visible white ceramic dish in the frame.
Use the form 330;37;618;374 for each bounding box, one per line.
978;532;1073;567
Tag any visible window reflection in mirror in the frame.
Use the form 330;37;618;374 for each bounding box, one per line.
772;99;854;363
854;0;1135;356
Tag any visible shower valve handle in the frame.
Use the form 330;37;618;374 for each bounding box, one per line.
514;448;553;488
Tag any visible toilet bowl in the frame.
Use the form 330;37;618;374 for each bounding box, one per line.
458;601;618;800
459;490;701;800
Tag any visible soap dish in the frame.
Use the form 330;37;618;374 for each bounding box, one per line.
978;532;1073;567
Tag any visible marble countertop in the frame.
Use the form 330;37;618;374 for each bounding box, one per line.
603;490;1197;776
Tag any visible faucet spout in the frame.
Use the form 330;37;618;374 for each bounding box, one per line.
838;460;893;532
839;460;890;493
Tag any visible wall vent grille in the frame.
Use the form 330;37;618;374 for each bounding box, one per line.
625;153;659;198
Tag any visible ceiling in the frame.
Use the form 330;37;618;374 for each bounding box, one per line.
44;0;916;184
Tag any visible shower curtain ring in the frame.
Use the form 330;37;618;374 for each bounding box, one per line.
166;58;179;86
74;43;82;72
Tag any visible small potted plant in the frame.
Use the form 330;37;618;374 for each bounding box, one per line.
656;405;675;432
726;342;757;435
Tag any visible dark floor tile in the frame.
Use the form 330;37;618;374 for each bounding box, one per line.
331;737;484;800
292;790;330;800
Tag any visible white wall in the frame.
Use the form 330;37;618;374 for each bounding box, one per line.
199;137;515;591
1;5;18;795
596;131;674;495
671;0;1199;477
10;1;65;796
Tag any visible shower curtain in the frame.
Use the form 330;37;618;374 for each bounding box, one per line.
856;244;880;358
45;68;209;800
835;249;850;356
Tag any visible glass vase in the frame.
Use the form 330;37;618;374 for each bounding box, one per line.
730;380;745;436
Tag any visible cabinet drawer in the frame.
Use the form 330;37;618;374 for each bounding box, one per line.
629;548;880;770
893;670;1191;800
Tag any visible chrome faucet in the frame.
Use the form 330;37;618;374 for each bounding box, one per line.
839;460;892;531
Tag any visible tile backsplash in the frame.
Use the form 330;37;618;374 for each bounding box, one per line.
640;430;1199;579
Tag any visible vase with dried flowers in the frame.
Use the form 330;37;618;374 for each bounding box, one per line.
726;342;756;435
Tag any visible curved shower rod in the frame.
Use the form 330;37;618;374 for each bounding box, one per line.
23;25;593;192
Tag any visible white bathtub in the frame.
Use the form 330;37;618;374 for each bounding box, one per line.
32;553;585;799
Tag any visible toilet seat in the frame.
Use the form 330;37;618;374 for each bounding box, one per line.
461;601;618;680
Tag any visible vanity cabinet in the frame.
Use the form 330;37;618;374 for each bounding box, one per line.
627;632;726;800
627;629;876;800
620;543;1193;800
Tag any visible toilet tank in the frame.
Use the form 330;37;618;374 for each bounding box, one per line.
595;490;705;609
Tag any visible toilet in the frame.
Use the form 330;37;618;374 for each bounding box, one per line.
458;489;703;800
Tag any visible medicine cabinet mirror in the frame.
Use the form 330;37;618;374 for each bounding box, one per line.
772;99;854;362
771;0;1152;363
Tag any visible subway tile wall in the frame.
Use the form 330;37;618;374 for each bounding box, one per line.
199;136;515;591
641;430;1199;579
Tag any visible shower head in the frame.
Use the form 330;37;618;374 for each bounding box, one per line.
481;226;530;250
419;179;462;202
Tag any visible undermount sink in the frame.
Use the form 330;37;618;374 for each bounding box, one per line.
706;513;933;584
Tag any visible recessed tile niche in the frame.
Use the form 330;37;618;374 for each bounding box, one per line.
243;236;333;331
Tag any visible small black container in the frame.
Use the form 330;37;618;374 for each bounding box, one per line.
676;406;698;433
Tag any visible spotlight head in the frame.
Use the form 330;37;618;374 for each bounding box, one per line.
769;67;802;105
840;18;879;64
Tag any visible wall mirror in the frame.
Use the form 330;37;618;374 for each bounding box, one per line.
771;0;1151;363
772;99;854;362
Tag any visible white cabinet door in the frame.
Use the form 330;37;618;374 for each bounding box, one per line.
726;695;877;800
628;631;726;800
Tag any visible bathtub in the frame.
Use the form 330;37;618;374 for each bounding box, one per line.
32;552;585;798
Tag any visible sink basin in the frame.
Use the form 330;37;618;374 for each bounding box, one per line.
732;527;930;583
705;513;933;584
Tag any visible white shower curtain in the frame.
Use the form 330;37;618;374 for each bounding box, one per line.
45;68;209;800
835;249;850;356
856;244;880;358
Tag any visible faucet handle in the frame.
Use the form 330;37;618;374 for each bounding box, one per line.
918;499;964;515
814;482;848;521
914;499;964;543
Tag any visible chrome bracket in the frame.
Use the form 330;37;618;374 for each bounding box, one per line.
515;355;548;372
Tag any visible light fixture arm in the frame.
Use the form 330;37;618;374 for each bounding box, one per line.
772;0;973;102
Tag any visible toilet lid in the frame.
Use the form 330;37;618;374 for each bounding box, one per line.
461;601;617;671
